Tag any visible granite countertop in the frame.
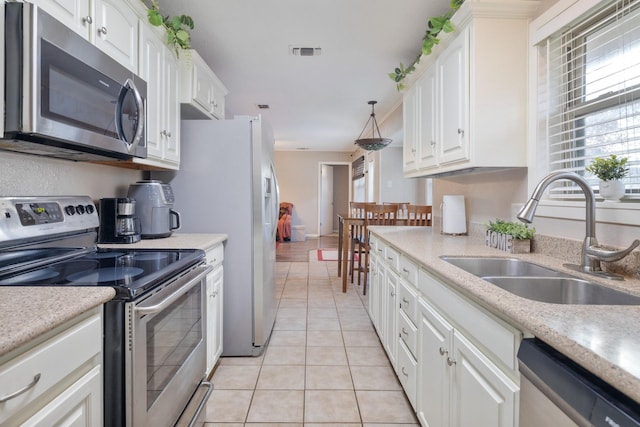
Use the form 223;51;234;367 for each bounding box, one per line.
1;234;226;360
0;287;115;358
369;226;640;404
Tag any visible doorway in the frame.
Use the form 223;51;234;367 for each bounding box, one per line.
318;162;350;236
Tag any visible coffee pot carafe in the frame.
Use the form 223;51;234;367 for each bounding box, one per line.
98;198;142;243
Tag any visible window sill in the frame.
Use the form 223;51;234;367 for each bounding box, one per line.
536;200;640;226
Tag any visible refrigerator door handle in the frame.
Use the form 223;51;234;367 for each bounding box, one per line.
271;162;280;240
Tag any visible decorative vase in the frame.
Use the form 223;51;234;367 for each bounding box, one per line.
599;180;625;201
485;230;531;254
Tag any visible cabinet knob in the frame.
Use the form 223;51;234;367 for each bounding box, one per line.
411;148;416;153
161;130;172;138
82;16;93;24
457;128;465;137
401;327;409;335
390;291;395;297
98;26;108;35
439;347;448;356
402;297;409;304
430;141;436;146
402;267;410;274
401;367;409;377
447;357;457;366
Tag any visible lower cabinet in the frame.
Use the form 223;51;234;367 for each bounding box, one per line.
205;243;224;377
0;308;103;426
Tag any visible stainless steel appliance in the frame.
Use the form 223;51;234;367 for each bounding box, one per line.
98;198;141;244
518;339;640;427
128;180;181;239
1;3;147;161
0;196;211;427
153;116;279;356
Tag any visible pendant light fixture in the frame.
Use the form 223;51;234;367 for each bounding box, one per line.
354;100;392;151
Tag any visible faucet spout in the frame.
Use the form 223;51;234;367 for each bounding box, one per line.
517;171;633;280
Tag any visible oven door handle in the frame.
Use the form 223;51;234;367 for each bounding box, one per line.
134;265;212;316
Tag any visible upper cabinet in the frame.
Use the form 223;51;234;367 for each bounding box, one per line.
403;0;538;177
180;50;229;120
33;0;138;71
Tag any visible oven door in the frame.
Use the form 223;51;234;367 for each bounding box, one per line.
127;264;212;427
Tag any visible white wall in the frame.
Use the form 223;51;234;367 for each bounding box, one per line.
0;152;143;198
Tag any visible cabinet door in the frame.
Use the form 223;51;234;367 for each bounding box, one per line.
94;0;138;71
21;366;102;427
162;49;180;164
33;0;92;39
417;298;453;427
206;265;224;375
451;332;518;427
139;24;164;159
418;66;438;170
370;255;385;334
438;27;469;166
383;270;398;369
403;84;419;172
192;55;215;114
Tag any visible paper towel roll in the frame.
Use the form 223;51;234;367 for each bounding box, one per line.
441;195;467;235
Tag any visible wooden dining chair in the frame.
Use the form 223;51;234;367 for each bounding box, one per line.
384;202;410;220
406;205;433;226
348;202;369;286
359;203;398;294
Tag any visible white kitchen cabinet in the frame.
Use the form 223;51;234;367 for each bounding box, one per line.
136;23;181;170
383;268;399;369
33;0;139;71
402;1;537;177
205;243;224;376
0;308;103;426
180;50;229;120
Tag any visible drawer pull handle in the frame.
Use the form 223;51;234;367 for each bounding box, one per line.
401;367;409;377
401;327;409;335
447;357;456;366
377;248;383;252
439;347;448;356
402;267;409;273
402;297;409;304
0;373;41;403
387;256;393;260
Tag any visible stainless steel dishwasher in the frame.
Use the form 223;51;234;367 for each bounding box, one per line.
518;339;640;427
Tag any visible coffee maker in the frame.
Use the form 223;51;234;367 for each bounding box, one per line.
98;198;141;243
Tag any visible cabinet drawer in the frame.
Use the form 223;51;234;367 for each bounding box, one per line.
398;310;418;358
368;234;379;253
0;313;102;425
398;280;418;325
206;243;224;267
384;246;400;271
399;255;418;287
397;340;417;410
419;269;521;371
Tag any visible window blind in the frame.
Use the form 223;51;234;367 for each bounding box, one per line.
540;0;640;199
352;155;365;180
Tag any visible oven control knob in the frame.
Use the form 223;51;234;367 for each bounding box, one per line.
76;205;86;215
85;204;95;214
65;205;76;216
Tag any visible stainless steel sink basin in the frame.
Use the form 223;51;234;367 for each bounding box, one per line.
482;276;640;305
441;256;564;278
441;256;640;305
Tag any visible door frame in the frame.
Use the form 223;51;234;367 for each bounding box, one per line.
317;161;351;236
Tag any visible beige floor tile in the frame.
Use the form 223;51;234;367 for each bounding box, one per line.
202;389;253;422
362;424;420;427
304;390;360;423
246;390;304;423
346;346;391;367
218;354;264;366
277;298;307;309
356;390;418;424
209;365;260;389
307;298;337;308
307;316;342;331
342;330;382;347
306;424;361;427
340;317;375;331
273;315;307;331
277;308;307;319
263;345;306;365
306;346;348;365
351;366;402;390
256;365;305;389
269;330;306;346
306;330;344;347
245;424;303;427
203;423;244;427
306;365;354;389
308;307;338;318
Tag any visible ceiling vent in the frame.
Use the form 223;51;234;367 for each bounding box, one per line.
257;104;270;109
289;46;322;56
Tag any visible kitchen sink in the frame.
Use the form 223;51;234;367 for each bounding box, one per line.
441;256;563;278
482;276;640;305
441;256;640;305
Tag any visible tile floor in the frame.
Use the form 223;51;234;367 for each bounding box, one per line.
202;236;419;426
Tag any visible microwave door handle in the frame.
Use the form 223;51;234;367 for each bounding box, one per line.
116;79;145;153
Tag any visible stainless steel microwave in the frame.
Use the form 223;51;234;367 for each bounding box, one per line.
1;3;147;161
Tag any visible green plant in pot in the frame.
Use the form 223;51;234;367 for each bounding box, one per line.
485;219;534;253
585;154;629;201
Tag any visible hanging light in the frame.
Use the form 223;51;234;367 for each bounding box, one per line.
354;100;392;151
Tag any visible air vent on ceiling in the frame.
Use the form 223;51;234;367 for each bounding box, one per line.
289;46;322;56
257;104;270;109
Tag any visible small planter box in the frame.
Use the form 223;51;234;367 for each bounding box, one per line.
485;230;531;254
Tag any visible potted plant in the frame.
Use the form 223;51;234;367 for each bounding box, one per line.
585;154;629;201
485;219;535;254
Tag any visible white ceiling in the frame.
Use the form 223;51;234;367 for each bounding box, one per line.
157;0;451;152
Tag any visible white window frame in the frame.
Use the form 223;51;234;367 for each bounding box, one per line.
528;0;640;226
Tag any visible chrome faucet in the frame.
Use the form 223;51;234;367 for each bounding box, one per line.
517;171;639;280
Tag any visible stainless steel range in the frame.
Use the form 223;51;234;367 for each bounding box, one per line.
0;196;212;426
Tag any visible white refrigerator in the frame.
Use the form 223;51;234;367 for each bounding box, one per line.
154;116;279;356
